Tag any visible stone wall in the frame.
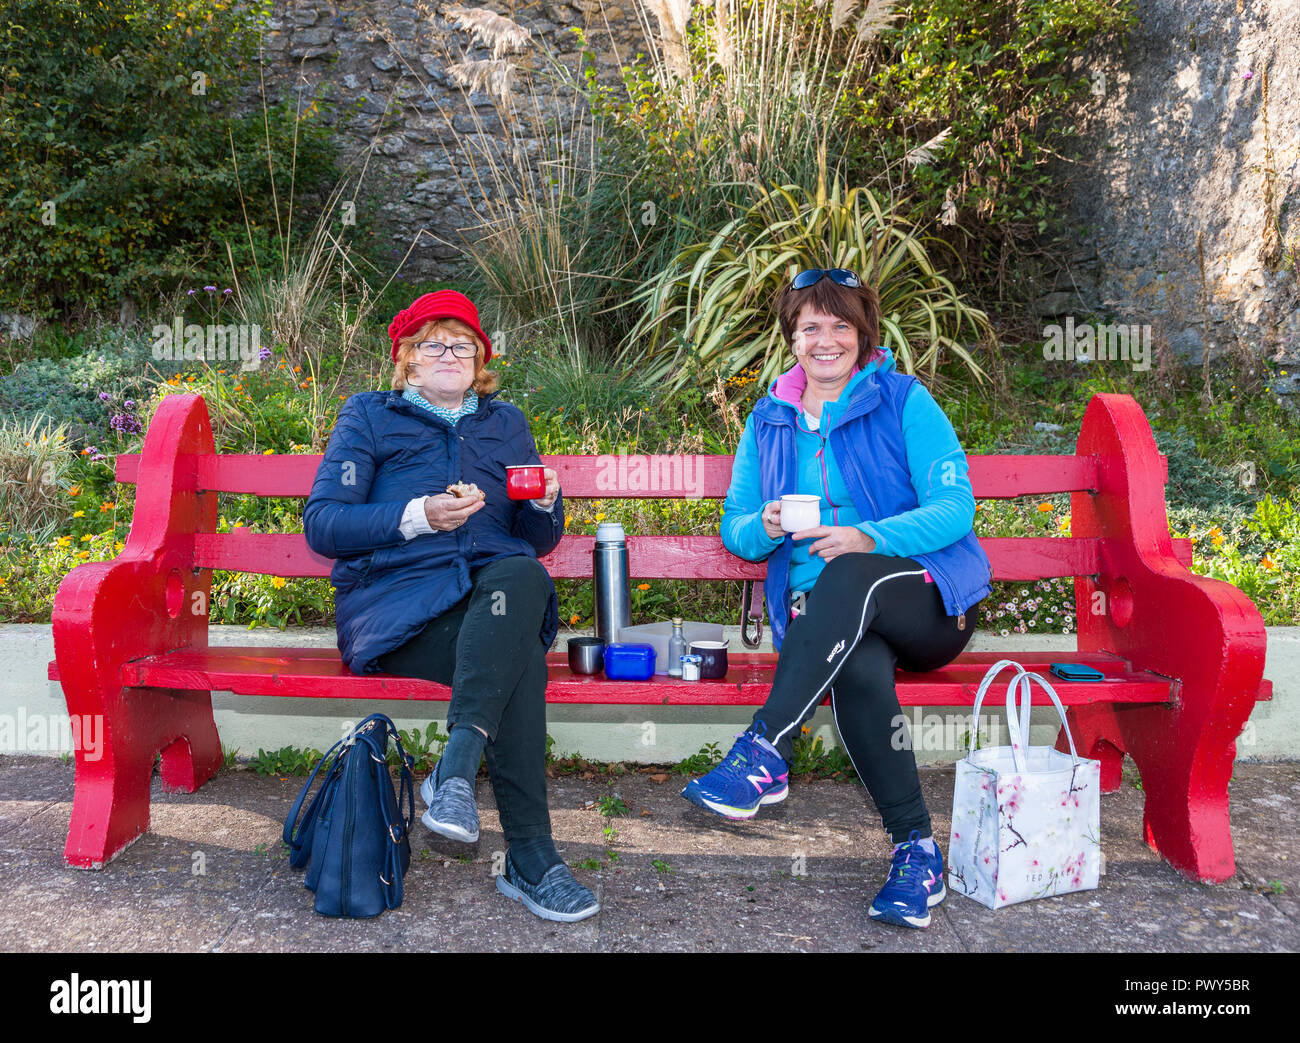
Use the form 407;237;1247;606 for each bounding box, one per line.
257;0;645;271
259;0;1297;371
1051;0;1299;377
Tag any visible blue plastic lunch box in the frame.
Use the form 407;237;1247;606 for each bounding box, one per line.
602;643;657;681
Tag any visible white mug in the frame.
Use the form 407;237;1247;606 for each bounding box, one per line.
780;494;821;533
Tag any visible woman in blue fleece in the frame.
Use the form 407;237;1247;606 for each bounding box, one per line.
681;268;992;928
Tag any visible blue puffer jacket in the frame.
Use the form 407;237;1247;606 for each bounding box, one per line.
303;389;564;674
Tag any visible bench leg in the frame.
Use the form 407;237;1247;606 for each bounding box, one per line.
1059;702;1235;883
1056;706;1124;792
1121;705;1236;884
63;687;221;869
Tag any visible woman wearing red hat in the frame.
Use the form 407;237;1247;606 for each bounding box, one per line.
304;290;598;923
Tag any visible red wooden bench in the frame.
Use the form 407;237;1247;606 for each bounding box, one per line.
48;392;1272;883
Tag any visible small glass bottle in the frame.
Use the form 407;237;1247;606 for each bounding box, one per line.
667;617;686;678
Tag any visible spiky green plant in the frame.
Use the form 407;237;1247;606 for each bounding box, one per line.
623;170;993;392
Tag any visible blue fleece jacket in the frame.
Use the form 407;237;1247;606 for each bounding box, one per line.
721;349;976;594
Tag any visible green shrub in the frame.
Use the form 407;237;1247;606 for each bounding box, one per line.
0;0;340;315
847;0;1138;301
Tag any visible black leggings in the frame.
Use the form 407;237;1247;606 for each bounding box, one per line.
376;555;554;843
753;553;978;844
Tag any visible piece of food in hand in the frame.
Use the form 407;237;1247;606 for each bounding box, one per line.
446;481;485;501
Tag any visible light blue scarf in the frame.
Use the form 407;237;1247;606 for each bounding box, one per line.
402;386;479;424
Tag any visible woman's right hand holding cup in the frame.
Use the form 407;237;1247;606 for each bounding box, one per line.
761;500;784;539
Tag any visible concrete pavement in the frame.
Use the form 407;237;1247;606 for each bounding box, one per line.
1;755;1295;952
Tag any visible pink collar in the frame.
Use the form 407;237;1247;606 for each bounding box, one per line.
772;361;861;408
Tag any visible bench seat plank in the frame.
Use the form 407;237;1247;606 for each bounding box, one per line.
101;645;1177;706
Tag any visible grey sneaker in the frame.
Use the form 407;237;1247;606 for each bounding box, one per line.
496;852;599;923
421;774;479;843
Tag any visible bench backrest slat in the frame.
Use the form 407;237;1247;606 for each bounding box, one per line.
116;452;1117;499
193;532;1102;581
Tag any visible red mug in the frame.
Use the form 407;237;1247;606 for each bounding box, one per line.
506;465;547;500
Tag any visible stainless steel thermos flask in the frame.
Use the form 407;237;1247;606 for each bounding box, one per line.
593;521;631;645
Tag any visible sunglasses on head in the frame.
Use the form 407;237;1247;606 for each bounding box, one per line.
790;268;862;290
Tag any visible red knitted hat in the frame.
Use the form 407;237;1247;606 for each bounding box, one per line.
388;290;492;363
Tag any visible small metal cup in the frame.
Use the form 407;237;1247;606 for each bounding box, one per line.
567;637;605;675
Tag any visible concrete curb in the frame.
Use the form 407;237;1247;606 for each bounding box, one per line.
2;624;1295;764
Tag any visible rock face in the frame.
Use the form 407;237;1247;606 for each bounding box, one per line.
1055;0;1299;368
251;1;1296;368
251;0;642;283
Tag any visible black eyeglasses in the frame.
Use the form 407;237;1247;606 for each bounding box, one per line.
790;268;862;290
414;341;477;358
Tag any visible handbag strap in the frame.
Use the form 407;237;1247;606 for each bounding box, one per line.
1004;670;1081;772
281;731;350;848
356;716;416;910
966;659;1028;756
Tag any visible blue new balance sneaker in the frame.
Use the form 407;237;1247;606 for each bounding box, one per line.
681;727;789;820
868;830;946;928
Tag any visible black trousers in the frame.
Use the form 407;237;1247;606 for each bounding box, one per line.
376;555;553;843
752;553;978;843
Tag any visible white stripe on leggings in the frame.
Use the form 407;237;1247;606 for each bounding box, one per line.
772;568;929;749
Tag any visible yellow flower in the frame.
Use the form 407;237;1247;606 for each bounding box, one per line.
637;582;650;591
1212;532;1225;548
271;577;286;589
1261;555;1277;571
80;534;93;542
1057;515;1071;532
67;486;81;497
73;510;85;518
1207;526;1222;539
0;576;6;587
263;448;275;455
57;536;71;547
564;514;573;527
1037;503;1053;512
77;550;90;559
114;541;124;552
801;725;810;735
594;512;606;522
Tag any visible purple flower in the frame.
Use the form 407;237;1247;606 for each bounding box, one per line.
98;391;111;402
222;288;232;295
124;399;135;410
1243;70;1253;80
110;413;143;434
258;346;272;361
90;453;106;462
187;289;196;296
204;285;217;292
